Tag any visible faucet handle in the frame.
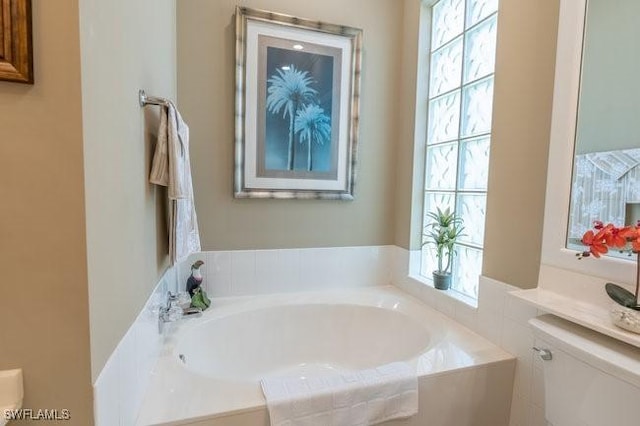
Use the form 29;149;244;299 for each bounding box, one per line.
166;291;179;308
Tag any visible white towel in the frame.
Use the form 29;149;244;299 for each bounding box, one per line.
261;362;418;426
149;102;201;265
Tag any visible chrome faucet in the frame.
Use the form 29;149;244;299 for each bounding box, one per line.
158;292;203;333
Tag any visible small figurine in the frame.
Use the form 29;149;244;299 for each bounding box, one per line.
190;286;211;310
186;260;204;296
186;260;211;310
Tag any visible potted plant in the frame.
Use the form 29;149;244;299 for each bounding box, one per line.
578;220;640;334
423;207;465;290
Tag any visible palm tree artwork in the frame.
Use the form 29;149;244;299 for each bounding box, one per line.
265;65;317;170
294;104;331;171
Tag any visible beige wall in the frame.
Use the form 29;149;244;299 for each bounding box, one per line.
177;0;402;250
178;0;559;287
482;0;560;289
394;0;560;289
0;0;93;424
79;0;176;379
394;0;430;250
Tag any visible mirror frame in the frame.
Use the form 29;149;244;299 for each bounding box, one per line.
541;0;636;287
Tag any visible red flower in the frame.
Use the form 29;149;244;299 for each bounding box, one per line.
581;229;609;258
579;221;640;259
605;225;629;249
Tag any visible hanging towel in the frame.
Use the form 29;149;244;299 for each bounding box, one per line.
150;102;201;265
260;362;418;426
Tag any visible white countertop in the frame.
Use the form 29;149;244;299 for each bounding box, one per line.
511;287;640;349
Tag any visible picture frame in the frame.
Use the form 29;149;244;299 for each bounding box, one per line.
0;0;34;84
234;6;362;200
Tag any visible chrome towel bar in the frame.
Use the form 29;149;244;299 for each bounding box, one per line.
139;89;170;107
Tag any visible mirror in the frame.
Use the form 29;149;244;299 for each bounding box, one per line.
567;0;640;253
538;0;635;296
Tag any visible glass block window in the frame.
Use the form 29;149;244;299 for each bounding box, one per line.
421;0;498;299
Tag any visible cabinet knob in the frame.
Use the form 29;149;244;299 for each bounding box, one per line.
532;347;553;361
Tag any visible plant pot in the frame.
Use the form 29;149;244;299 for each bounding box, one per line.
610;303;640;334
432;271;451;290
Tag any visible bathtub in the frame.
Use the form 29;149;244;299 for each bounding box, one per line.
137;286;515;426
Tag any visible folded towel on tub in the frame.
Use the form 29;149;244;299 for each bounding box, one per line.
149;102;201;265
260;362;418;426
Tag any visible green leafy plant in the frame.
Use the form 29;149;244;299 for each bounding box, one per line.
423;207;465;275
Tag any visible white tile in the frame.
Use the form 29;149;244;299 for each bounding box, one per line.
476;310;503;344
501;316;534;360
176;260;189;294
391;247;413;289
299;247;342;290
276;249;302;292
93;355;120;426
509;394;530;426
417;283;438;309
337;247;367;286
478;276;508;317
338;246;388;287
231;250;256;295
433;290;457;318
205;251;232;296
455;301;479;332
529;403;547;426
94;271;173;426
133;297;163;412
378;246;394;285
531;364;545;409
399;277;434;308
504;293;539;325
254;249;283;294
502;317;534;401
118;328;140;425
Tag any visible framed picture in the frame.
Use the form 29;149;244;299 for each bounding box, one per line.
0;0;33;84
234;7;362;200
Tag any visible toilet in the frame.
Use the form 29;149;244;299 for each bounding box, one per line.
529;315;640;426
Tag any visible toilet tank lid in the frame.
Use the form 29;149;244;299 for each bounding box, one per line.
530;315;640;389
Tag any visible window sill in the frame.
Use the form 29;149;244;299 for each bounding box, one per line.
407;251;478;309
408;273;479;308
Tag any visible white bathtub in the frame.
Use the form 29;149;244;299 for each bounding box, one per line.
137;286;515;426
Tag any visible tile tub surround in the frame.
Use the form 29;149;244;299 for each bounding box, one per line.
139;364;514;426
95;245;542;425
176;246;394;297
93;267;178;426
94;245;391;425
136;286;515;426
391;247;548;426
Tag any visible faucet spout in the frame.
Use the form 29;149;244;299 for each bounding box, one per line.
158;292;203;333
